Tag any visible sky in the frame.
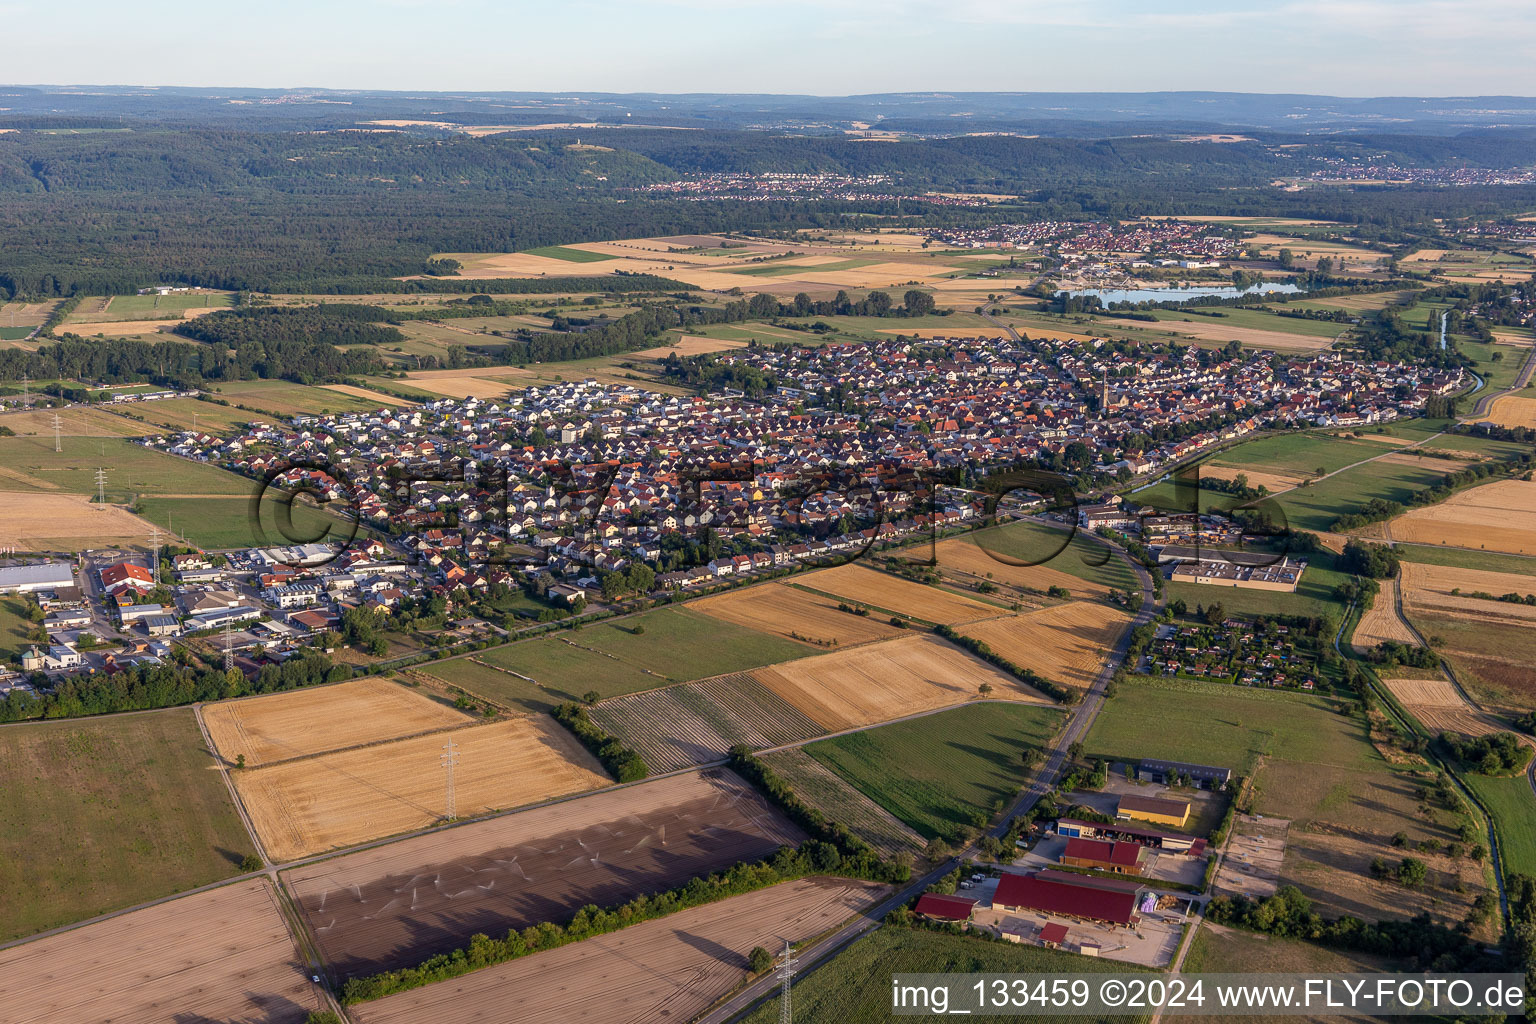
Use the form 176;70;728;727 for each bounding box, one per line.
5;0;1535;96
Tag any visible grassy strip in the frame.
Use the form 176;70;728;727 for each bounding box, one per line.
550;702;648;782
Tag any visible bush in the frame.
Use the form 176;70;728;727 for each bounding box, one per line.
748;946;774;973
238;853;263;872
551;703;648;782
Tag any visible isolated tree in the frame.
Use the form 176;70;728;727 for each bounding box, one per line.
978;682;994;697
239;853;262;872
748;946;774;974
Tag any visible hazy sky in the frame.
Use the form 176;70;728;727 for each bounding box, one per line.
6;0;1535;96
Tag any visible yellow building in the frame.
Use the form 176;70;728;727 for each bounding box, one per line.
1115;793;1191;828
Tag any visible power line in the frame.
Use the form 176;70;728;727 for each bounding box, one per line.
52;413;62;453
441;738;460;821
222;618;234;672
94;467;109;506
149;526;161;588
775;941;799;1024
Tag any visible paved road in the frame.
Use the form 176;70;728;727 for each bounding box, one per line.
699;528;1158;1024
1468;340;1536;418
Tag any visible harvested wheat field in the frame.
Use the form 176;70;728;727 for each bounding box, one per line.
0;878;320;1024
1399;562;1536;623
237;716;609;861
1352;577;1418;651
1152;318;1337;352
954;603;1132;690
797;563;1000;624
1199;467;1303;493
395;369;519;399
0;407;148;437
752;633;1044;730
1381;675;1505;737
1388;479;1536;556
694;581;907;646
202;678;474;768
933;535;1110;599
320;383;416;406
629;334;746;358
349;877;888;1024
1483;395;1536;430
0;493;160;552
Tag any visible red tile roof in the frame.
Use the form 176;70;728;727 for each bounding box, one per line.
1063;837;1143;867
913;893;977;921
993;872;1141;926
1039;922;1070;945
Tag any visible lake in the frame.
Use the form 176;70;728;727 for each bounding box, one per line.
1057;282;1307;304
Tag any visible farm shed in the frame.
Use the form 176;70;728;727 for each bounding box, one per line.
1056;817;1205;855
1137;759;1231;788
1038;922;1070;948
1115;793;1191;828
1060;837;1146;875
913;893;978;923
992;871;1143;928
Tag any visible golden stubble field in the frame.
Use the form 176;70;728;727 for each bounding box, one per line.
0;878;320;1024
693;581;909;646
202;677;474;767
0;493;160;552
236;716;610;861
932;535;1111;602
797;563;1000;624
1482;395;1536;430
349;877;889;1024
1388;478;1536;556
1380;674;1507;737
1351;576;1419;651
1400;561;1536;623
954;602;1133;689
0;407;149;437
752;632;1046;730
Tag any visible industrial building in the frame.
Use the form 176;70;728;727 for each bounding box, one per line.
0;561;75;595
1162;547;1306;593
1137;759;1232;789
1116;794;1192;828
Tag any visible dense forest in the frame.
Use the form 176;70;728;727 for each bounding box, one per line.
3;126;1535;298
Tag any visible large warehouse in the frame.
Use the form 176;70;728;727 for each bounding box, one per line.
0;561;74;595
992;870;1146;928
1060;837;1147;875
1116;793;1191;828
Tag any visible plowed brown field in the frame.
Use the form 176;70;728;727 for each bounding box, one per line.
202;677;474;767
237;716;609;861
349;877;889;1024
954;603;1133;689
694;581;908;646
284;769;805;976
752;633;1044;730
0;878;319;1023
797;563;1000;624
1389;479;1536;556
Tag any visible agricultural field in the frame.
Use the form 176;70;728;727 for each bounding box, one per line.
1088;677;1490;927
954;518;1139;591
806;702;1063;840
589;671;825;773
1398;560;1536;709
1463;773;1536;878
0;492;162;552
65;291;232;322
1386;477;1536;556
0;710;252;942
761;748;926;856
201;677;474;768
1142;305;1347;351
349;877;889;1024
0;595;37;661
132;493;352;552
954;603;1133;690
1175;921;1395;978
1380;673;1506;737
737;926;1146;1024
796;562;1003;624
752;633;1046;731
930;532;1113;605
0;405;150;437
0;435;249;500
283;769;805;976
236;716;609;861
693;581;910;646
1480;394;1536;429
1350;577;1417;652
0;878;322;1024
469;606;809;707
1395;542;1536;578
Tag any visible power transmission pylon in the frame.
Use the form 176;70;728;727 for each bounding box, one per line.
52;414;62;453
95;467;109;506
774;941;799;1024
20;373;29;410
222;618;234;672
441;738;460;821
149;526;161;587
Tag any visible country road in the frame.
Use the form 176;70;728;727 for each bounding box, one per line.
698;526;1158;1024
1468;339;1536;419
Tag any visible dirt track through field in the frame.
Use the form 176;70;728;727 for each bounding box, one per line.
283;769;805;976
238;716;609;861
349;876;889;1024
0;878;320;1023
202;677;474;767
